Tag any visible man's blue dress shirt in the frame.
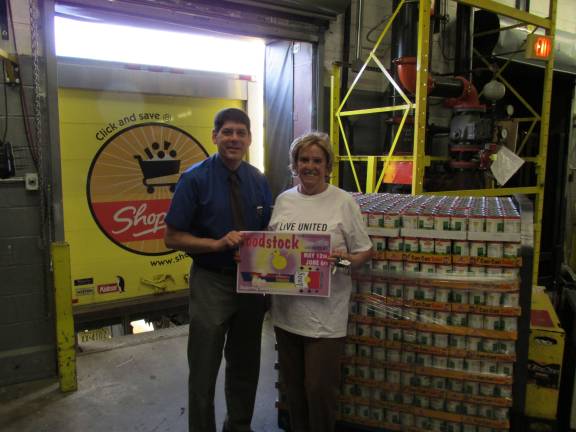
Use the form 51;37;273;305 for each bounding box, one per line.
165;154;272;270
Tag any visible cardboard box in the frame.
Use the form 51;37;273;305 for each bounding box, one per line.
525;288;566;419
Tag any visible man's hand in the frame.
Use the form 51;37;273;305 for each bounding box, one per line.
164;225;244;255
217;230;244;250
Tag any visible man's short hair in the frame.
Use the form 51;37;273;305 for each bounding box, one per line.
213;108;251;134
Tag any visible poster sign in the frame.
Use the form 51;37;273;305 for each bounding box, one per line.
237;232;331;297
87;122;208;255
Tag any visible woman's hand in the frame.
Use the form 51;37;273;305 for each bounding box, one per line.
329;250;351;274
330;248;373;271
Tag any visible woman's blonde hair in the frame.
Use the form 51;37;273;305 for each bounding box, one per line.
289;132;334;179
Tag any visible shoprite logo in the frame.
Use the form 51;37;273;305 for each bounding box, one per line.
87;122;208;255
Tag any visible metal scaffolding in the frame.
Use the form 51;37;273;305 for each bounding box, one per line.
331;0;558;283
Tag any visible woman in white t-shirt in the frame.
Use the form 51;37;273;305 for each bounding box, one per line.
269;132;373;432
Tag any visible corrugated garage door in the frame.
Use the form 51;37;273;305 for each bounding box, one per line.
55;0;347;42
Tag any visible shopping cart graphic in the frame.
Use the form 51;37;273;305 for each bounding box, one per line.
134;141;181;193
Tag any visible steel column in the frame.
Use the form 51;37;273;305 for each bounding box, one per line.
532;0;557;283
51;242;77;392
411;0;432;194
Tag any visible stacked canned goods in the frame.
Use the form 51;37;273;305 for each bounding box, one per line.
355;193;522;277
337;193;522;432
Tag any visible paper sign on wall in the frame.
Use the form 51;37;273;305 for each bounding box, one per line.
237;232;331;297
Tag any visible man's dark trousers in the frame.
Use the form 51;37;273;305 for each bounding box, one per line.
188;265;266;432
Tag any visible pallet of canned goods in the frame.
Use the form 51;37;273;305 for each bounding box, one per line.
335;193;528;432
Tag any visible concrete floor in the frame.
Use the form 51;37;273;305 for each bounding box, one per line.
0;316;282;432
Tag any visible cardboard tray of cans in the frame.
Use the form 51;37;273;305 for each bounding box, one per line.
338;193;523;432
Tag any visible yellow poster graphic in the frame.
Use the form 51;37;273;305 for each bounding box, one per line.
59;88;242;305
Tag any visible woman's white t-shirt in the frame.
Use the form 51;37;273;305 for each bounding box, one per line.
269;185;372;338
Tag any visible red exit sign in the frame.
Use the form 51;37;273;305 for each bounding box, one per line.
525;34;553;60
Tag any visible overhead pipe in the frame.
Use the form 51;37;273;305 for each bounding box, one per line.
354;0;364;64
454;4;473;80
387;0;420;155
515;0;530;11
475;11;576;76
393;0;482;109
340;1;351;97
395;57;483;109
390;0;418;61
432;0;442;33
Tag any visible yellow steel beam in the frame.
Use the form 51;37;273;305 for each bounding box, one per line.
339;105;412;117
496;74;540;120
516;119;538;156
336;114;362;192
371;53;412;106
456;0;550;29
330;63;341;186
499;77;541;120
484;24;538;89
474;22;528;38
424;186;540;197
366;157;377;193
368;0;405;57
336;155;430;163
412;0;432;194
493;55;513;79
475;49;541;120
51;242;77;392
532;0;557;283
0;48;17;64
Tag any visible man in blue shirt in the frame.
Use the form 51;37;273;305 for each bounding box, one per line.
165;108;272;432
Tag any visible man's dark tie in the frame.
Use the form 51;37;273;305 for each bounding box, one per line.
229;171;246;230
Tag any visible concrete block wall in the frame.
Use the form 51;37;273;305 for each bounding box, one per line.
0;0;56;386
323;10;344;86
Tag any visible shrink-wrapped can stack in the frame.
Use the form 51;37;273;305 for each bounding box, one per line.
339;193;523;432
